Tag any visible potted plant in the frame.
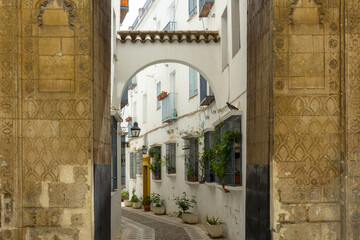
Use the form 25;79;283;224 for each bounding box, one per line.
148;147;155;157
151;193;165;215
167;166;176;174
235;169;241;185
130;188;141;209
161;91;168;100
123;190;132;207
174;192;198;224
121;189;129;202
125;116;132;122
211;128;241;192
141;195;152;211
157;91;168;101
185;163;197;182
204;215;223;238
150;151;162;180
199;149;214;183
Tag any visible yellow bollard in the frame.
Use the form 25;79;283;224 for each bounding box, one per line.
142;155;151;199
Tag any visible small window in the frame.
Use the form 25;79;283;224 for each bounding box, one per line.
156;82;161;109
166;143;176;174
130;152;136;179
188;0;197;17
150;146;162;180
184;138;198;182
136;152;143;175
189;67;198;98
214;116;242;186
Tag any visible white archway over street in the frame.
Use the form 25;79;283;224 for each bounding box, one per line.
112;31;225;109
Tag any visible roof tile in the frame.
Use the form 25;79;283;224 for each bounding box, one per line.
117;31;220;44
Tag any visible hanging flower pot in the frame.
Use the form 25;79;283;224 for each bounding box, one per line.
158;91;168;101
125;116;132;122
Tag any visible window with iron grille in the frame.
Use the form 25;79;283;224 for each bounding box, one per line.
166;143;176;174
204;131;215;182
136;152;143;175
214;115;242;186
184;138;198;182
151;146;162;180
130;153;135;179
188;0;197;17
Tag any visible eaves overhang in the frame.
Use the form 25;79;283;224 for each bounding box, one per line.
117;30;220;43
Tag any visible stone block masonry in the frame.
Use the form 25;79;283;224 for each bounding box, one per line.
0;0;111;239
247;0;360;239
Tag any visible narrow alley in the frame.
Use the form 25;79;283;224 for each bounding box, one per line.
114;206;227;240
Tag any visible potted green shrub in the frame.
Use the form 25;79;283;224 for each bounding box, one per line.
212;129;241;192
141;195;152;211
148;147;155;157
151;193;165;215
174;192;198;224
130;188;141;209
121;189;129;202
204;215;223;238
185;163;198;182
150;152;162;180
167;166;176;174
199;149;214;183
123;190;132;207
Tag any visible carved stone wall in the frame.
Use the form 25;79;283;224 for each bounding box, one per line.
0;1;20;239
272;0;342;239
20;0;94;239
345;1;360;239
0;0;110;238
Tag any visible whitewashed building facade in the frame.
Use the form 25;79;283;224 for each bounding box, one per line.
119;1;247;239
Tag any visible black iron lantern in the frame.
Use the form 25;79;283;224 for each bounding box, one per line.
141;145;148;155
130;121;141;137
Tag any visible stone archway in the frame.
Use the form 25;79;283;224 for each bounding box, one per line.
112;31;222;109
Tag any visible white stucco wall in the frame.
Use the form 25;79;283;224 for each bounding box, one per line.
116;1;247;239
110;1;122;239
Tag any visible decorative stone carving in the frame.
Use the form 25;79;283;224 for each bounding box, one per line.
36;0;77;29
289;0;325;26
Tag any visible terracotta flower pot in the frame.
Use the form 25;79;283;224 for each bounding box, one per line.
143;205;151;211
235;172;241;184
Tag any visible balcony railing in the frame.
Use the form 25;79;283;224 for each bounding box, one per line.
199;0;214;18
162;92;177;123
163;21;176;31
130;0;153;30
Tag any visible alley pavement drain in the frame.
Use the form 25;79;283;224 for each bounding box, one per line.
114;207;214;240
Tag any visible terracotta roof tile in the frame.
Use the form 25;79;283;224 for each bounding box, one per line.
117;31;220;43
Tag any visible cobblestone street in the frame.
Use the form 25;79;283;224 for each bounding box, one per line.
113;206;227;240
